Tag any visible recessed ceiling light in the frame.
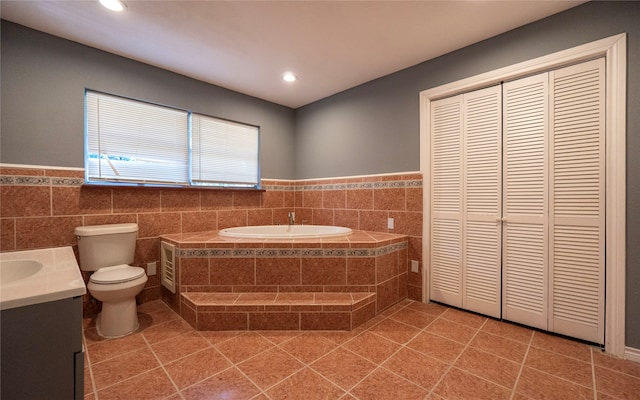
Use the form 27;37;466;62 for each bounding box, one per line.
283;72;298;82
100;0;126;12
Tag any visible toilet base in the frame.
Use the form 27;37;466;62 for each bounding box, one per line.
96;298;140;338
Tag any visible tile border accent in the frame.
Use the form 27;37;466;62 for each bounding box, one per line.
178;241;407;258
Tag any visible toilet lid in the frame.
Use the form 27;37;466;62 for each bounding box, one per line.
90;265;145;284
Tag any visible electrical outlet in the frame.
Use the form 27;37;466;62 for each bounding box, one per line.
411;260;419;273
147;262;157;276
388;217;394;229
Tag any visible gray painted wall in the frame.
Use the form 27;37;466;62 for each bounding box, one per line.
2;0;639;348
295;1;640;347
0;21;296;179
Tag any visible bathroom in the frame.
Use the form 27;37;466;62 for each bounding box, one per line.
1;1;640;399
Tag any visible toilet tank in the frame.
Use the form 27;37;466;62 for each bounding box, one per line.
74;223;138;271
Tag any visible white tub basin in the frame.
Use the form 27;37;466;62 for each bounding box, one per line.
1;259;43;285
219;225;353;239
0;247;86;310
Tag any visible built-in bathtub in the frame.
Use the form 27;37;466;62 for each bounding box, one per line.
219;224;353;239
160;227;408;331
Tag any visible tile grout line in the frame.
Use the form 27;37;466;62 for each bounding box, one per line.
509;328;535;400
83;335;101;400
343;302;441;397
591;347;598;400
141;333;186;400
425;314;490;399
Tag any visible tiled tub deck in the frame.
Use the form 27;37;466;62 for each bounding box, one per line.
160;229;409;331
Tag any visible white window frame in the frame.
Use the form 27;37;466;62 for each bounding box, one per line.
84;90;261;189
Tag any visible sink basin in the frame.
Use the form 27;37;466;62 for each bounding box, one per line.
0;259;44;285
0;247;86;310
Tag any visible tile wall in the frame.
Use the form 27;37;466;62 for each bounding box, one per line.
0;166;423;316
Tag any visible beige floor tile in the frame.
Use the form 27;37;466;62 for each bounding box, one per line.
530;331;592;362
181;367;261;400
382;347;449;390
406;331;465;363
86;332;147;363
236;347;305;390
342;331;402;364
454;347;521;389
310;347;378;391
278;332;339;364
150;331;211;364
593;349;640;377
95;367;176;400
480;318;534;343
441;307;488;328
515;366;594;400
91;347;159;390
525;347;593;388
265;367;346;399
214;332;275;363
425;318;479;344
141;318;194;344
595;365;640;400
470;331;528;363
163;347;232;389
388;306;437;329
367;318;422;345
434;367;511;400
350;367;429;400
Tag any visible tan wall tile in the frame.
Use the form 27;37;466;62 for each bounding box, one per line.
201;191;233;210
256;258;301;286
138;212;182;238
181;211;217;232
346;189;373;210
301;258;347;285
112;189;161;213
218;209;248;229
1;218;16;251
15;216;83;250
161;190;200;211
52;186;112;216
374;188;406;211
1;186;51;217
210;258;255;286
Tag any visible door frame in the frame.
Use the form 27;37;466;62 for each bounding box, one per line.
419;34;627;356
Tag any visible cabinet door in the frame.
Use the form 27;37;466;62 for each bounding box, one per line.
502;73;549;330
430;95;463;307
549;58;605;344
462;86;502;318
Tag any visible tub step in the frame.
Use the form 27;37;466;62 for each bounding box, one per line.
180;292;376;331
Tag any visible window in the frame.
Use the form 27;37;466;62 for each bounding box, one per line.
84;90;260;188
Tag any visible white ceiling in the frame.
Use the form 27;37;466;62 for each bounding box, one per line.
1;1;585;108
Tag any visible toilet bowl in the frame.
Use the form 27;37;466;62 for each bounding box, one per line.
88;265;148;338
74;223;148;338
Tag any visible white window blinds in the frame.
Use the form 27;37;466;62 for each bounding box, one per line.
85;90;260;188
191;114;259;187
86;91;189;185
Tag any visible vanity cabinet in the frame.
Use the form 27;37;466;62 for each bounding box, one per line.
1;296;84;400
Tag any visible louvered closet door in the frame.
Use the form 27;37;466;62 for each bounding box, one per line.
462;86;502;318
502;73;549;330
430;95;463;307
549;58;605;344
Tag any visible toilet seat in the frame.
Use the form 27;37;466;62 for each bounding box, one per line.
90;265;145;284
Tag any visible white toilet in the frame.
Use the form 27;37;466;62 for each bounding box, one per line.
74;223;148;338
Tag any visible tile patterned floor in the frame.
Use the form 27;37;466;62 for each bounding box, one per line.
83;299;640;400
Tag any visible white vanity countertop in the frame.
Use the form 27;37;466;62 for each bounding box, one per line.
0;246;87;310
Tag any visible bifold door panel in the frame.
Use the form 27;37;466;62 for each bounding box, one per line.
429;58;605;344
